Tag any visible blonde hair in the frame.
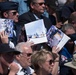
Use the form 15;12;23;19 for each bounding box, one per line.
31;49;53;71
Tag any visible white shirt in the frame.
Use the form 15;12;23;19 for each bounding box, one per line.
16;62;34;75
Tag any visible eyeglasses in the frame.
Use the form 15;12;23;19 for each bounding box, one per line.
34;2;45;6
46;60;54;65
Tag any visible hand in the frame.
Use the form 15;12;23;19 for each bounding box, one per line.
8;62;19;75
52;46;60;54
52;46;60;59
0;31;8;43
26;41;34;46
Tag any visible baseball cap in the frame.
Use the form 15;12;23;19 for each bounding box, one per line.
0;1;18;12
0;43;21;54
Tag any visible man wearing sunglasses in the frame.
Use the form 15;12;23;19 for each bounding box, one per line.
0;1;20;46
13;42;34;75
18;0;52;50
19;0;52;29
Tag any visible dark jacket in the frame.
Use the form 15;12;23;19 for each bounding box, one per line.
61;1;75;22
18;10;52;31
18;10;52;42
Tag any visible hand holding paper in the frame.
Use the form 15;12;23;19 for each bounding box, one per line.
25;19;47;44
47;25;70;50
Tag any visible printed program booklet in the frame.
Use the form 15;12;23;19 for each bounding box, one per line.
47;25;70;50
0;18;13;37
24;19;47;44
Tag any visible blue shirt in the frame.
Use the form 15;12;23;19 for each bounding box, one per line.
11;0;29;15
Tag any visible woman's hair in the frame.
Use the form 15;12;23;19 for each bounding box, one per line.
31;49;53;71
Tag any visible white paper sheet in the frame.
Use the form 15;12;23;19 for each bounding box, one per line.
24;19;47;44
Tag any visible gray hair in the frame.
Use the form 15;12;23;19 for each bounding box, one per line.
15;42;32;52
61;23;75;33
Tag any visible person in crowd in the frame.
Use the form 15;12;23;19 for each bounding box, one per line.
9;0;29;15
0;1;21;46
62;23;76;54
45;0;63;29
31;46;60;75
61;23;76;55
0;0;9;13
68;11;76;31
64;52;76;75
0;1;18;22
59;23;76;75
18;0;52;42
13;42;34;75
0;43;20;75
60;0;76;23
18;0;52;50
45;0;57;25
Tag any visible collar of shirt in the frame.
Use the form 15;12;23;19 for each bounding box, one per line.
14;61;34;75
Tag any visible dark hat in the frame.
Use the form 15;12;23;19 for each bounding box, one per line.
45;0;58;10
0;43;21;54
0;1;18;12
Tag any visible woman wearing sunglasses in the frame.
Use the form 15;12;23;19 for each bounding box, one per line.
31;47;60;75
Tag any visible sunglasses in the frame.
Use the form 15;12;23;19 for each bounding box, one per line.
46;60;54;65
27;53;32;57
21;52;32;57
11;11;18;15
34;2;45;6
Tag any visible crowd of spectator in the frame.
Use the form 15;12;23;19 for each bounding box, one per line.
0;0;76;75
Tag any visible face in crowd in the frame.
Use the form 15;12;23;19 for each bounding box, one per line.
31;0;45;14
0;52;15;67
3;10;19;22
31;49;54;74
15;43;33;68
62;24;76;54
